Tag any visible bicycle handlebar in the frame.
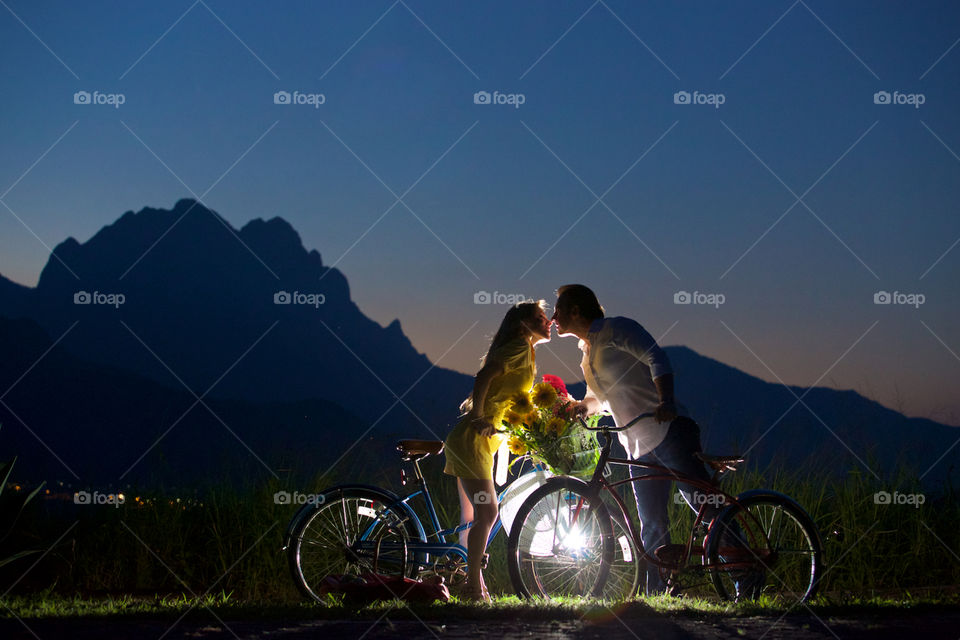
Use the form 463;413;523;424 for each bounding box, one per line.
579;412;656;432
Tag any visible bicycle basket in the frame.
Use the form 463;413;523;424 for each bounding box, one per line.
528;427;600;479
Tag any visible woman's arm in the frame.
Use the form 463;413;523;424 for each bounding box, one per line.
467;359;506;436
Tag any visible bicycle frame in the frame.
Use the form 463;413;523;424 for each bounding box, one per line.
573;428;756;575
322;453;508;570
388;456;506;562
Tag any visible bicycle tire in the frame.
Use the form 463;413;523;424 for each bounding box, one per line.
705;490;823;603
604;509;641;600
287;487;423;602
507;477;614;599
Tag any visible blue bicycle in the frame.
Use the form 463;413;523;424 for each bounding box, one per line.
284;438;547;601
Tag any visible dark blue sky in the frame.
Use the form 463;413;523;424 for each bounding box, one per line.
2;1;959;424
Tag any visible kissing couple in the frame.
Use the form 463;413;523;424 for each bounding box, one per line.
442;284;711;602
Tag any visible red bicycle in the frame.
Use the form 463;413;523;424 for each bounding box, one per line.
506;415;823;602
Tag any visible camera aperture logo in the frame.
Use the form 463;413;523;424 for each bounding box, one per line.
273;90;326;108
873;90;925;108
74;290;126;308
873;290;925;308
474;291;531;305
673;90;725;109
274;490;325;505
274;290;325;308
74;490;125;508
473;90;525;109
673;290;725;308
472;490;493;505
73;90;126;108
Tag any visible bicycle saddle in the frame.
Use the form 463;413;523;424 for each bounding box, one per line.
695;452;745;471
396;440;444;456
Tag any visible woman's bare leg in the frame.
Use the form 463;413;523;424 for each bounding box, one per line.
456;478;474;549
458;477;498;600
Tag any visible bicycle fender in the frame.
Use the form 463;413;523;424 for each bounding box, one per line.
539;475;598;497
282;484;427;549
729;489;808;511
706;489;821;546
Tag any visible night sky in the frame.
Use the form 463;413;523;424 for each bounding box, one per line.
2;1;958;424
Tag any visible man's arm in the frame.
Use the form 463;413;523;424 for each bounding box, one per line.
617;320;672;380
617;320;677;423
653;373;677;423
574;384;603;417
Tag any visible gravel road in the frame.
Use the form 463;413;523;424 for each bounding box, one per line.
3;612;960;640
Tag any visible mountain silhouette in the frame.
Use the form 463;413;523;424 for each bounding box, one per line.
0;315;384;485
0;200;956;486
666;347;959;485
0;199;472;439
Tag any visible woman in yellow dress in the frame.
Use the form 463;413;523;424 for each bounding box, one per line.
443;300;551;602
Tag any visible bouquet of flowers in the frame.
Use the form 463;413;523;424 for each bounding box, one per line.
499;375;601;478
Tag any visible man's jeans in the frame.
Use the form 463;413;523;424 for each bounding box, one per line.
628;416;718;595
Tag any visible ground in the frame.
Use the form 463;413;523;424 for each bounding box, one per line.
3;596;960;640
4;612;960;639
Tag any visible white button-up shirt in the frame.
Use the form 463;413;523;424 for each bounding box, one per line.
579;317;683;457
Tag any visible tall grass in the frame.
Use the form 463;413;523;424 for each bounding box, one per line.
2;453;957;601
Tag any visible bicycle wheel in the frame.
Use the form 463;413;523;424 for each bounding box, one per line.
507;478;614;599
604;510;641;600
288;487;422;602
705;491;822;603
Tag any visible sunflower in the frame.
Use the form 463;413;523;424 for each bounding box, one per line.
510;391;534;414
531;381;559;409
503;410;523;427
507;436;528;456
546;417;569;437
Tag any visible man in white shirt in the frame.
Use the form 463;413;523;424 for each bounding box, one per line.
552;284;718;596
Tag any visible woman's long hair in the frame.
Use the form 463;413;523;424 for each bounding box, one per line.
460;300;547;415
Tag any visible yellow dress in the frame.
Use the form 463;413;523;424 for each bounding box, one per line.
443;337;535;480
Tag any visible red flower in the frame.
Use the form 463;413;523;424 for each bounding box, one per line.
542;374;569;398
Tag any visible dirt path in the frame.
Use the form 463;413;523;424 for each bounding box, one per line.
3;613;960;640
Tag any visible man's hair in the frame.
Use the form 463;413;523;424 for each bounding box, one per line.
556;284;604;321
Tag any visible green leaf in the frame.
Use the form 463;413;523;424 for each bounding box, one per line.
0;456;15;495
0;548;40;569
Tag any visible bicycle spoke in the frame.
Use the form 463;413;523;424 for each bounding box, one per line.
290;491;416;601
509;482;615;599
707;494;821;603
